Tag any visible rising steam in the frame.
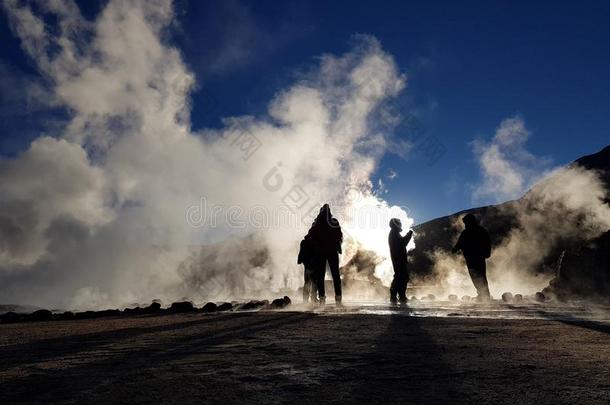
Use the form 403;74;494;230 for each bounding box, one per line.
429;118;610;298
0;0;413;309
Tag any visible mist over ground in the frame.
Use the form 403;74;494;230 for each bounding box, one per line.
1;1;608;310
0;0;414;309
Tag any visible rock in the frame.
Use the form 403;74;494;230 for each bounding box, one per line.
501;292;513;303
270;296;292;309
1;311;24;323
238;300;269;311
143;302;162;313
448;294;458;301
74;311;97;319
534;292;546;302
98;309;121;317
57;311;75;320
461;295;471;302
409;296;418;301
170;301;195;313
202;302;218;313
514;294;523;302
30;309;53;322
217;302;233;311
427;294;436;301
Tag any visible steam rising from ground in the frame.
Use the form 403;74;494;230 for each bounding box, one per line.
0;0;413;309
429;118;610;298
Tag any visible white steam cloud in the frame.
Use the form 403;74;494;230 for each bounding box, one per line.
431;117;610;298
473;116;551;203
0;0;413;309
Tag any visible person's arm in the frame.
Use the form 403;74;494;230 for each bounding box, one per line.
402;230;413;247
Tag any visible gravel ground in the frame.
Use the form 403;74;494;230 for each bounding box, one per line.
1;307;609;404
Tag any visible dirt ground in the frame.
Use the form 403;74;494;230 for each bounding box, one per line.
1;307;609;404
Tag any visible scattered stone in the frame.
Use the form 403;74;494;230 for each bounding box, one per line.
143;302;162;313
170;301;195;313
448;294;458;302
501;292;513;303
270;296;292;309
202;302;218;313
238;300;269;311
461;295;471;302
30;309;53;322
514;294;523;302
0;311;23;323
534;292;546;303
217;302;233;311
74;311;97;320
98;309;121;317
56;311;75;320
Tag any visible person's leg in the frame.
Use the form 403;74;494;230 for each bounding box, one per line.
476;260;490;299
315;257;326;302
309;268;318;302
328;252;342;303
303;267;312;303
467;257;490;300
398;270;408;303
390;275;398;304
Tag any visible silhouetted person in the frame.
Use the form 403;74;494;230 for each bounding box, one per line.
452;213;492;301
297;235;317;303
307;204;343;306
388;218;413;304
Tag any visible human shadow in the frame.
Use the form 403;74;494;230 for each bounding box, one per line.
0;312;251;370
0;312;314;403
349;306;472;403
533;309;610;335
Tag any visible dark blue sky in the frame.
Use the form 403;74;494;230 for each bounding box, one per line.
1;0;609;222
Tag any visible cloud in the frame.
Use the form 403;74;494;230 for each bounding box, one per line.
473;116;551;203
0;0;412;308
428;116;610;298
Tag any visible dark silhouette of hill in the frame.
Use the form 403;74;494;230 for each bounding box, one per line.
410;145;610;300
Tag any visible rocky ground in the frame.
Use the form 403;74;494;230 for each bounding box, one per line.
0;305;609;404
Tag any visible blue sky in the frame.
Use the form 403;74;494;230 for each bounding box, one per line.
1;0;609;223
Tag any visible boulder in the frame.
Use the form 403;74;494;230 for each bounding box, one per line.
217;302;233;311
501;292;513;303
202;302;218;313
534;292;546;303
123;307;142;315
461;295;471;302
57;311;75;320
514;294;523;302
448;294;458;302
170;301;195;313
1;311;24;323
427;294;436;301
143;302;162;313
270;296;292;309
238;300;269;311
97;309;121;317
30;309;53;322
